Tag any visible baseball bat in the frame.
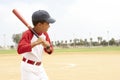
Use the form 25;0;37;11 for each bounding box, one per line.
12;9;39;38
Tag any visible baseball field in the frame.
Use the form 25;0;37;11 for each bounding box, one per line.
0;46;120;80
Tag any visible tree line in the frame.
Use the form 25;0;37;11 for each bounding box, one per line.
12;33;120;48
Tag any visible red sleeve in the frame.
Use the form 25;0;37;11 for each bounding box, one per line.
17;30;33;54
44;32;53;54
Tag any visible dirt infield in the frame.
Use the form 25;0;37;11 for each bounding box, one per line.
0;51;120;80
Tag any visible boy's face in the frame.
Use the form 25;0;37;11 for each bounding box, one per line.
37;22;50;32
41;22;50;32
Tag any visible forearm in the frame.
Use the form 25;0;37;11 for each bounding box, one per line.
31;41;41;48
31;37;49;48
31;37;53;54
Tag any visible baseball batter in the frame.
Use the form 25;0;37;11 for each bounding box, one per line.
17;10;55;80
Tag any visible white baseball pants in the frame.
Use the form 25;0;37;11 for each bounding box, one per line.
21;61;49;80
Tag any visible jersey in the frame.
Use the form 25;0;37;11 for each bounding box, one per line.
17;29;53;61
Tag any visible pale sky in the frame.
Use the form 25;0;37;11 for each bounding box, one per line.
0;0;120;46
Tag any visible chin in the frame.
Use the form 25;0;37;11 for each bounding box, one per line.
45;30;48;32
43;31;47;33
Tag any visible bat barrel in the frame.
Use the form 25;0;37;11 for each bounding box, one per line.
12;9;29;27
12;9;39;38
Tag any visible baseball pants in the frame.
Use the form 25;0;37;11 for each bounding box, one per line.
21;61;49;80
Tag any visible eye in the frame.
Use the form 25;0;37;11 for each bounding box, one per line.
46;22;49;25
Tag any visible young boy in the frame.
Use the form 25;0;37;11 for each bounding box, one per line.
17;10;56;80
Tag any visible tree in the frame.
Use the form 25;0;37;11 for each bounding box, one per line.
69;39;72;44
79;39;84;46
84;39;88;46
73;38;79;47
54;41;57;46
51;41;54;46
12;33;22;45
90;37;93;46
97;37;100;43
101;40;108;46
56;40;60;47
69;39;72;46
109;38;116;46
65;40;67;44
97;37;102;45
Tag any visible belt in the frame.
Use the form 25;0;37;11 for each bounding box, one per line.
22;57;41;66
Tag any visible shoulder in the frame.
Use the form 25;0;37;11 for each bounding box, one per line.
43;32;49;38
23;29;32;35
43;32;50;41
43;32;49;37
22;29;33;39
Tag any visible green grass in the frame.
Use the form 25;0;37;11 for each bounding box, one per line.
0;49;17;54
54;46;120;53
0;46;120;54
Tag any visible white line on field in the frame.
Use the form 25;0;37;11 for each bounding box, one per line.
60;63;77;69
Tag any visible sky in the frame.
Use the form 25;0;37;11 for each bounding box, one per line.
0;0;120;46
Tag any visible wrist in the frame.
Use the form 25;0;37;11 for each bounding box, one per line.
46;46;50;50
45;46;52;53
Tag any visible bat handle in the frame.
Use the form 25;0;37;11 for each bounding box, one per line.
29;27;39;38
